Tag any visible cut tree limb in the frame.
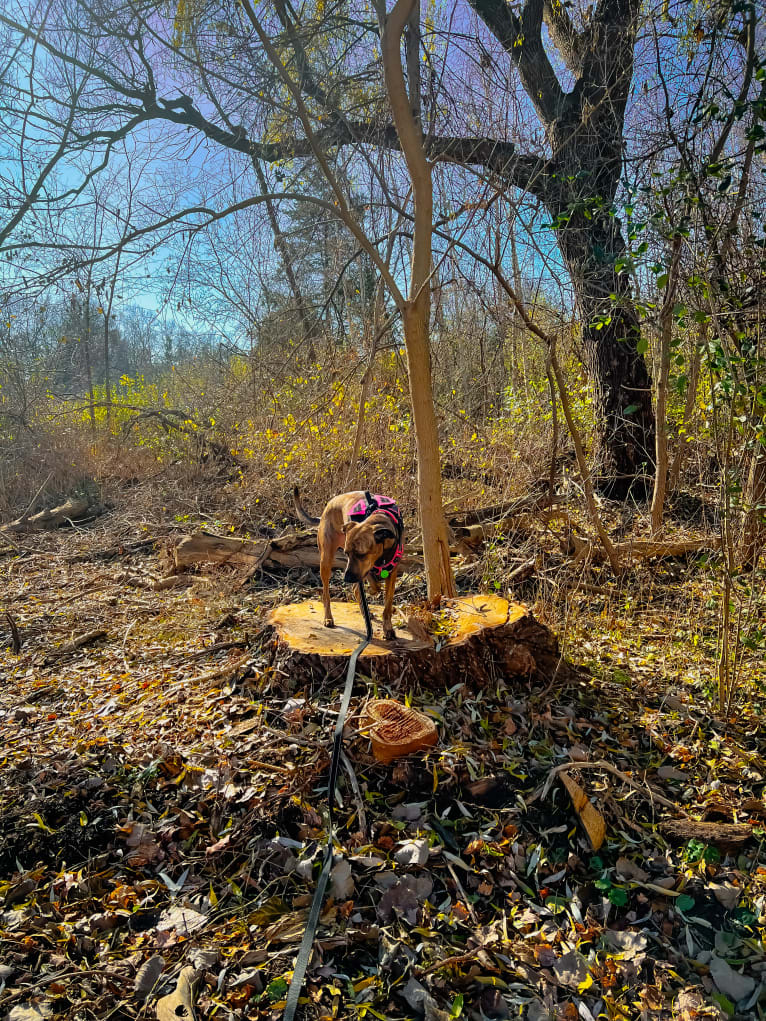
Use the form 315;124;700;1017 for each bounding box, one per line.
173;529;425;574
173;529;346;572
45;629;108;663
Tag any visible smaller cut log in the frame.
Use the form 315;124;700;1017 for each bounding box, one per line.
266;594;571;690
659;818;756;853
364;700;438;763
174;530;270;571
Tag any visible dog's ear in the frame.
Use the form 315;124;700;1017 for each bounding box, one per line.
374;525;396;544
341;521;353;534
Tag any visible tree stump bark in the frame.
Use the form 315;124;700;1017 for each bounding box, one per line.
265;594;571;690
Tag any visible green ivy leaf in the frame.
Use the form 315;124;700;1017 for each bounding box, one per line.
608;886;629;907
266;978;289;1003
676;893;695;913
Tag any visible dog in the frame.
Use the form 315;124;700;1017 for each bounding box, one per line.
293;487;403;640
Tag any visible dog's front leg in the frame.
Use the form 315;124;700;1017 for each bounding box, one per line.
382;567;398;641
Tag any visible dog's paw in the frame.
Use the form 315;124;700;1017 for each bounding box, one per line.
383;628;396;642
324;618;336;629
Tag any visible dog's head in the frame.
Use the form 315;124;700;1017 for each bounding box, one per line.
342;516;398;583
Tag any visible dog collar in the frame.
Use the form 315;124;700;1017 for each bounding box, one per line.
347;492;404;578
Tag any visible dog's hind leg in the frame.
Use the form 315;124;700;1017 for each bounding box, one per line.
319;532;335;629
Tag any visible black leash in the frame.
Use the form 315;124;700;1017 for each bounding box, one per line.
283;584;373;1021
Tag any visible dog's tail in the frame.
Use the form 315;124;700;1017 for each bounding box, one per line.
292;486;320;526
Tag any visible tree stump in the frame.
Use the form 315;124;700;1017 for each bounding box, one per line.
265;594;571;690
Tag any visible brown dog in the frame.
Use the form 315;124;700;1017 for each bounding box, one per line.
293;487;403;640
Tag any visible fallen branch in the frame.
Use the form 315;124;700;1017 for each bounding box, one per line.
534;759;689;817
447;492;552;528
1;496;105;534
658;817;757;852
574;535;720;565
46;628;108;662
4;611;21;653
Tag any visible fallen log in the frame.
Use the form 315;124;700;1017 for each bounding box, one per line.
174;529;347;572
265;593;572;690
573;534;720;565
1;496;105;534
173;529;425;574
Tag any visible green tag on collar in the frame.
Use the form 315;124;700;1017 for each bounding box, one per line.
380;569;390;578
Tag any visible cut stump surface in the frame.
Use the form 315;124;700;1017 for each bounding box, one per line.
266;594;569;689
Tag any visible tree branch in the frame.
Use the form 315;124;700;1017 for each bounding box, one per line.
468;0;565;124
543;0;587;75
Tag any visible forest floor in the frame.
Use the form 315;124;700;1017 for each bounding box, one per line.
2;473;766;1021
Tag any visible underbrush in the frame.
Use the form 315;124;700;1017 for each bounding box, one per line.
1;351;596;524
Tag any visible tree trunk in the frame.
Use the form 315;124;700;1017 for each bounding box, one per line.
651;238;681;532
266;594;571;690
740;444;766;570
382;0;455;599
403;301;455;597
556;220;655;499
82;291;96;433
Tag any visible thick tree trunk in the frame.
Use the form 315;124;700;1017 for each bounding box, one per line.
555;219;655;500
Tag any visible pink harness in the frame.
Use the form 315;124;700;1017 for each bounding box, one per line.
347;493;404;578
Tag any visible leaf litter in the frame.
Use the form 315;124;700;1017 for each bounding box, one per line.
1;503;766;1021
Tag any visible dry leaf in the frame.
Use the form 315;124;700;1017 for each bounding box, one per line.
710;881;741;910
709;954;756;1002
8;1005;52;1021
156;966;197;1021
156;906;208;936
330;859;354;900
615;856;649;883
560;772;606;850
553;949;590;987
134;955;165;1001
